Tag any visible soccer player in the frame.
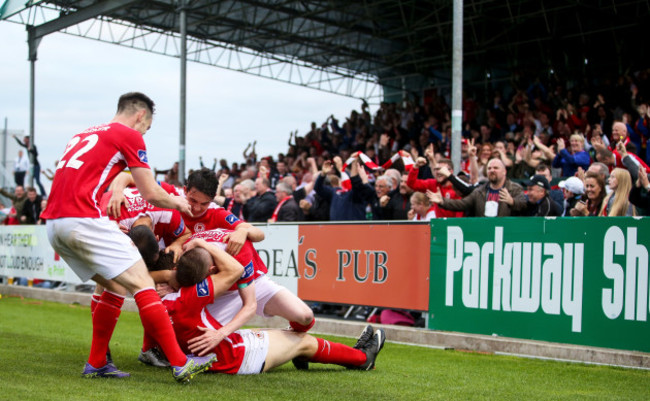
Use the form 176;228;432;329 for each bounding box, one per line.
188;228;314;332
40;92;216;382
164;246;386;374
108;169;315;331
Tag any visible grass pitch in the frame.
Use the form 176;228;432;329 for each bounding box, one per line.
0;295;648;401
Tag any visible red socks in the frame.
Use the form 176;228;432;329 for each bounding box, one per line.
141;332;158;353
310;337;366;367
134;288;186;367
90;293;101;314
290;318;315;332
87;291;123;368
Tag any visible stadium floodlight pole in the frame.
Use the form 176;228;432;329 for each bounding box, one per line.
450;0;463;173
178;0;188;185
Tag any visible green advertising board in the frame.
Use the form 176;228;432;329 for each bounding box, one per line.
429;217;649;353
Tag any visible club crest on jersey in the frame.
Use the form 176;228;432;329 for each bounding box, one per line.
226;214;239;225
194;222;205;232
196;279;210;297
138;150;148;163
242;261;254;279
174;219;185;236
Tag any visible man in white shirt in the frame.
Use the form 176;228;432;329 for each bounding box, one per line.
14;150;29;187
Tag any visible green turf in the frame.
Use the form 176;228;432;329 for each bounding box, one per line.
0;295;648;401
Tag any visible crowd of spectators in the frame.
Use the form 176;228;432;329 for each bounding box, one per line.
155;68;650;222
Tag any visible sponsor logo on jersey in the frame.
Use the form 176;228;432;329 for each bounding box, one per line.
173;219;185;236
196;279;210;297
225;214;239;225
138;149;148;163
241;261;254;279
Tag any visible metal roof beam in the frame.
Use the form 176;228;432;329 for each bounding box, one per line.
29;0;139;39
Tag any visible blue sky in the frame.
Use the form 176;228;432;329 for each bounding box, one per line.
0;21;368;188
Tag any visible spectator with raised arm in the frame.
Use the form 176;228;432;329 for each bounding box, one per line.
629;166;650;213
634;103;650;163
314;157;375;221
154;162;181;187
552;134;590;177
406;145;464;218
199;156;218;171
0;185;27;225
13;134;46;196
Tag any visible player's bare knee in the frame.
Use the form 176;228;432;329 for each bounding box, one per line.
295;332;317;355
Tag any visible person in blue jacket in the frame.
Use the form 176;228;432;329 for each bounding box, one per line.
552;133;591;177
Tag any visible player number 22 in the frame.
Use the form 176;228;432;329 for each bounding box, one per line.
57;134;99;170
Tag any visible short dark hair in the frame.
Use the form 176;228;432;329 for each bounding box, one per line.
186;168;218;198
176;248;211;287
128;225;159;270
151;251;176;271
117;92;155;116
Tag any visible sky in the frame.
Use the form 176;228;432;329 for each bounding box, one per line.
0;20;369;190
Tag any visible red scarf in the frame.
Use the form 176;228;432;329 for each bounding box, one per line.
269;196;292;222
226;197;244;220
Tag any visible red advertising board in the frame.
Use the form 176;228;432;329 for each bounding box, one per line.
297;223;430;310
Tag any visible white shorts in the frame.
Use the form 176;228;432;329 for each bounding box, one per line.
205;275;283;324
46;217;142;282
236;329;269;375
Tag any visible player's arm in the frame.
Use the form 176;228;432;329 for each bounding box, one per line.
131;167;193;216
223;222;265;255
164;226;192;263
107;172;135;218
184;238;243;296
187;282;257;356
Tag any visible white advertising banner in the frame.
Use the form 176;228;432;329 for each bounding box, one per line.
0;225;83;284
253;224;299;295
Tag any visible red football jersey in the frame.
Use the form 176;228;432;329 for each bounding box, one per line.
99;188;186;245
159;181;242;233
162;279;246;374
41;122;150;219
189;228;266;286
